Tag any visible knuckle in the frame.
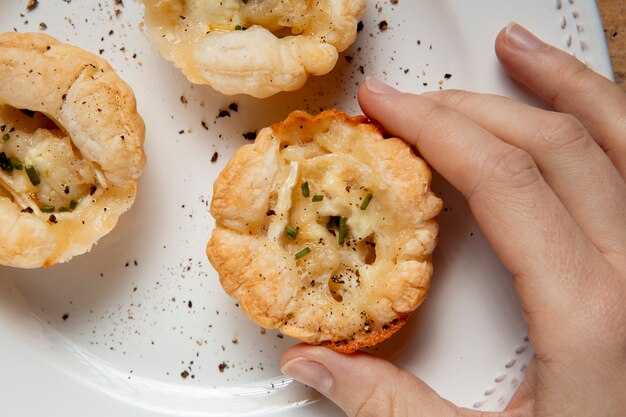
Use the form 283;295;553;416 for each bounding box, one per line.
534;113;590;153
438;89;471;106
551;59;591;105
421;102;456;126
353;369;412;417
474;147;542;197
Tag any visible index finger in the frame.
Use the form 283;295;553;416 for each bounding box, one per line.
357;78;606;334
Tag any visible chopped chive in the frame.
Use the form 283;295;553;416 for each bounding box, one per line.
69;200;78;210
295;247;311;260
360;193;373;210
312;194;324;202
2;133;9;141
285;224;299;240
9;157;23;170
338;217;348;246
234;25;242;30
40;206;55;213
0;152;12;173
326;216;339;229
26;165;40;186
301;182;310;198
59;207;70;213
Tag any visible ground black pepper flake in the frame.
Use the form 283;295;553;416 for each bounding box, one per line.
217;110;230;118
49;214;58;224
180;370;189;379
228;102;238;112
378;20;388;31
242;131;257;140
39;22;47;30
211;152;218;163
201;121;209;130
444;73;453;79
62;313;69;321
357;21;364;32
26;0;38;11
188;300;192;308
218;362;228;372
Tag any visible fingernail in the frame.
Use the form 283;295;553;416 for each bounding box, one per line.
281;358;334;395
365;77;399;94
505;23;547;50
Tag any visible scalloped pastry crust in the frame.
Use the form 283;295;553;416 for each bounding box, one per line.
0;32;146;269
207;110;442;352
140;0;366;98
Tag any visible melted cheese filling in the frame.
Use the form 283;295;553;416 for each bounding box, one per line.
185;0;310;33
268;135;404;336
0;105;97;212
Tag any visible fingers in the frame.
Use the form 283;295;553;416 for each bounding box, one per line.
358;80;607;329
495;23;626;177
280;345;461;417
423;89;626;257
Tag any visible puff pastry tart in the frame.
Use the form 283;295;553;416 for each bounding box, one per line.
207;110;442;352
141;0;366;98
0;33;146;269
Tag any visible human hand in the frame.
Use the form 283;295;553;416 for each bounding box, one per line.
280;23;626;417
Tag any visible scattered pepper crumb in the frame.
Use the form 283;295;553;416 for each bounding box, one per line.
26;0;38;12
242;131;257;140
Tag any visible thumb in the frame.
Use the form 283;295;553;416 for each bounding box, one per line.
280;345;462;417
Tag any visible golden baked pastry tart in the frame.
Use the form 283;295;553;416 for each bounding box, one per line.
140;0;366;98
0;33;146;269
207;110;442;352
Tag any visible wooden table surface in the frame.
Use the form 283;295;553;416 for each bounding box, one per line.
598;0;625;90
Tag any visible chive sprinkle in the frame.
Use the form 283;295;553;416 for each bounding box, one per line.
234;25;242;30
312;194;324;202
59;207;70;213
360;193;373;210
295;247;311;260
2;133;9;141
285;224;298;240
326;216;339;229
26;165;40;186
69;200;78;210
301;182;310;198
40;206;55;213
9;157;23;170
338;217;348;246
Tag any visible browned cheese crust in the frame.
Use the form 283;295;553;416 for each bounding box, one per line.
207;110;442;352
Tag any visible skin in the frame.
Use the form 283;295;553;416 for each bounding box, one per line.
280;23;626;417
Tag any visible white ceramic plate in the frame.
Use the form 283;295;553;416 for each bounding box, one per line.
0;1;612;416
